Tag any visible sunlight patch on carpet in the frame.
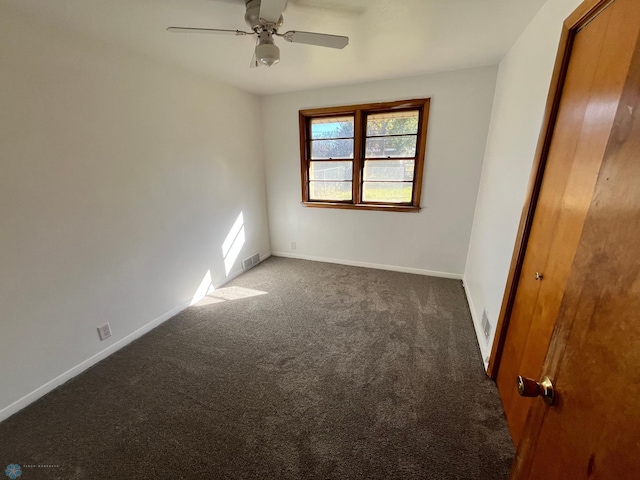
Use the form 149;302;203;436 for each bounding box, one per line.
196;286;268;306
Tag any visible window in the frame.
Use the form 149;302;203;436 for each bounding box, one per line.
299;98;430;212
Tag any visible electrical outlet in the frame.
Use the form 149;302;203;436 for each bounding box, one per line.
291;241;296;250
97;323;112;341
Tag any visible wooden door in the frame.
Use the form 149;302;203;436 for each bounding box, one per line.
495;0;640;447
513;9;640;477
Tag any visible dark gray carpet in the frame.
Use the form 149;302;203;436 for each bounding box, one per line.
0;257;513;479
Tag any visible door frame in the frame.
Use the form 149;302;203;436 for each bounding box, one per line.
487;0;615;380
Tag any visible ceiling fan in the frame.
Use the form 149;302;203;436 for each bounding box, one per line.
167;0;349;67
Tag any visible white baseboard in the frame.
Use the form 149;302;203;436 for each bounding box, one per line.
462;276;490;371
0;301;189;423
257;251;272;266
0;252;272;423
271;251;463;280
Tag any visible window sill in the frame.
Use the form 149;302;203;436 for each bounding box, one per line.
301;201;421;213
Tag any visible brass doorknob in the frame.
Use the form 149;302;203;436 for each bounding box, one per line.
516;375;555;406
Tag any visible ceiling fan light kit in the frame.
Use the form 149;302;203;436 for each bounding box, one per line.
255;31;280;66
167;0;349;68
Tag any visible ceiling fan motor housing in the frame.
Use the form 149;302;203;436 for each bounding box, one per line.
245;0;283;30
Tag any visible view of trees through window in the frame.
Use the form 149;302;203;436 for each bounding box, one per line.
301;99;429;210
363;111;418;203
309;116;354;201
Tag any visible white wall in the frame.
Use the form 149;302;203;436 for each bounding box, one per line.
262;67;498;278
0;5;270;419
463;0;584;366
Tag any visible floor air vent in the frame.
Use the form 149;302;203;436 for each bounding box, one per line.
242;253;261;272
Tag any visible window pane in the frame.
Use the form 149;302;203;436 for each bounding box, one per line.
362;182;413;203
311;116;354;139
309;181;352;201
363;160;414;181
366;111;419;136
365;135;417;158
311;139;354;159
310;161;353;181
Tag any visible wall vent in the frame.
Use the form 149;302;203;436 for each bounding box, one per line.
481;309;492;343
242;252;261;272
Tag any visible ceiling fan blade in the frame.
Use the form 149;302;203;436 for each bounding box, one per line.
167;27;252;36
281;30;349;49
250;50;260;68
259;0;288;24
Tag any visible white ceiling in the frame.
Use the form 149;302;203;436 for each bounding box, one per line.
3;0;547;95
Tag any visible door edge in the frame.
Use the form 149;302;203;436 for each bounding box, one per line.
487;0;615;380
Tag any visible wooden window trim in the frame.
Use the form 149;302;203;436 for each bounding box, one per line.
299;98;430;213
